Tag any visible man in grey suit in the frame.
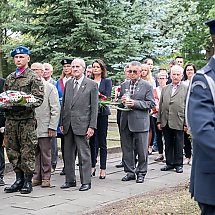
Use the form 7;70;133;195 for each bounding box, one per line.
157;65;187;173
60;58;98;191
119;61;155;183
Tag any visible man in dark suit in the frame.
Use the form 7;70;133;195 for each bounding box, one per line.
186;18;215;214
60;58;98;191
119;61;155;183
0;78;5;186
157;65;187;173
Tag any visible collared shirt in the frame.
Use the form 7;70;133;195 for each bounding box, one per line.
130;78;140;95
171;82;181;96
74;74;84;90
63;76;72;86
15;67;27;77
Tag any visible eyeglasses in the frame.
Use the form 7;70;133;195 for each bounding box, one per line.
128;70;138;74
158;78;167;80
31;68;41;71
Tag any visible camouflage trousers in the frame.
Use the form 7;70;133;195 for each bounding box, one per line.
4;118;37;174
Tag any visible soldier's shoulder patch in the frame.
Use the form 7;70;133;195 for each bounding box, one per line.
191;80;207;92
39;85;44;92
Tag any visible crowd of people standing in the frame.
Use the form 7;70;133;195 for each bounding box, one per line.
0;47;198;193
0;16;215;215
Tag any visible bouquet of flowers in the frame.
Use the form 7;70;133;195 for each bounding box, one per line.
98;90;131;111
0;90;37;109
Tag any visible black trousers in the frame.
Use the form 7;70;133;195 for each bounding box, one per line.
152;117;164;154
89;114;108;170
184;132;192;158
57;133;65;169
162;124;184;167
0;133;4;178
198;202;215;215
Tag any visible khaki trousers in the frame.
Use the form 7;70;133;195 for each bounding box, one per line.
33;137;51;181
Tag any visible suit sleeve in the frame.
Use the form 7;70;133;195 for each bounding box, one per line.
48;86;60;130
105;78;112;97
133;85;155;110
188;74;215;158
60;83;67;127
89;82;98;129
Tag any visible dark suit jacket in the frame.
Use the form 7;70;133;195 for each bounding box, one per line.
98;78;112;115
61;76;98;136
157;83;187;130
119;79;155;132
187;56;215;205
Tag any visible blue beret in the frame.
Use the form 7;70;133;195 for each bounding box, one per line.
11;46;31;57
60;58;73;65
205;18;215;35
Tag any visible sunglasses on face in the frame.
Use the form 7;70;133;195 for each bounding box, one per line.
128;70;138;74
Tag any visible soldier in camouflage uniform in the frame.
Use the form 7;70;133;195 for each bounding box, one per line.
3;46;44;194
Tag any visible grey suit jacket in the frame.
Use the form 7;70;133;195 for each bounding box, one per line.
157;83;188;130
119;79;155;132
60;76;98;135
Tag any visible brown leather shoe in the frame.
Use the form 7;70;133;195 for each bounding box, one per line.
41;180;51;188
32;179;42;187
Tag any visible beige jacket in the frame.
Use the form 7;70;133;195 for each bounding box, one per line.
35;79;60;137
157;83;188;130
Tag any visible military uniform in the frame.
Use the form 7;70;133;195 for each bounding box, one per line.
4;68;44;174
186;18;215;214
187;57;215;211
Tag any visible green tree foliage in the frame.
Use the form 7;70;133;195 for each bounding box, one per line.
2;0;204;78
7;0;141;75
181;0;214;69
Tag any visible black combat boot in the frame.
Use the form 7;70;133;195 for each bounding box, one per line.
20;173;33;194
4;172;24;193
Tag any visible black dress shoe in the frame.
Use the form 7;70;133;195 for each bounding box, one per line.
79;183;91;191
60;181;76;189
121;174;136;181
115;162;123;168
175;166;183;173
136;175;144;183
160;165;174;171
60;171;65;176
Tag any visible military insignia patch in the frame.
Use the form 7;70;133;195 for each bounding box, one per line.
191;81;207;92
39;86;44;92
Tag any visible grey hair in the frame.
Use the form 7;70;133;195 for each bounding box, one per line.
43;63;53;72
129;61;142;68
170;65;184;74
31;62;45;72
72;58;86;69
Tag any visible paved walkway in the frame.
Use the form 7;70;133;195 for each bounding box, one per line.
0;152;191;215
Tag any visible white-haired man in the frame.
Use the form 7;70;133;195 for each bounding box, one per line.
157;65;188;173
60;58;98;191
